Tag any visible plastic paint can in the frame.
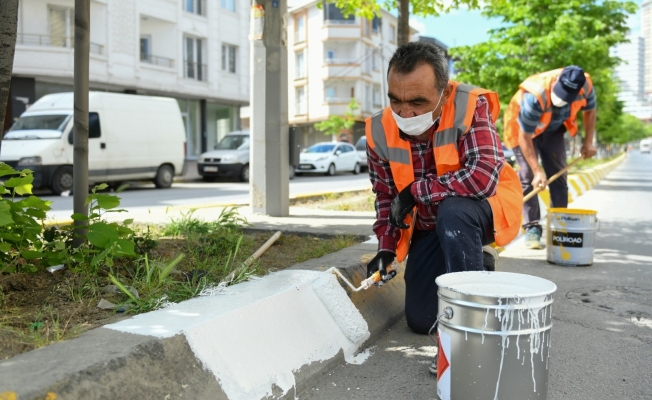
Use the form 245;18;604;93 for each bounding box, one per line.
547;208;598;267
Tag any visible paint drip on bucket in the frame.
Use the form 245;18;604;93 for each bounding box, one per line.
436;271;556;400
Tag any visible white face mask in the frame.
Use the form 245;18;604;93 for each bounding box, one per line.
550;92;568;108
392;90;445;136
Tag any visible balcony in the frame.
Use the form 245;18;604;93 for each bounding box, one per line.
140;53;175;68
324;96;352;104
321;22;361;41
184;61;208;81
16;33;104;55
322;62;361;79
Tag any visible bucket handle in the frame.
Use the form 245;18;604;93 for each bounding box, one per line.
428;306;454;345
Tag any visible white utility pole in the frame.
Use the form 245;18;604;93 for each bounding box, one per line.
250;0;289;216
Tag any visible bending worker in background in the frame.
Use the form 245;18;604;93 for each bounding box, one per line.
504;66;598;249
364;42;522;372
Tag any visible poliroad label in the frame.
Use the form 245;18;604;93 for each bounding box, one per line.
551;231;584;248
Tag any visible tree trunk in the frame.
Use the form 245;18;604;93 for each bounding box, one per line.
397;0;411;46
0;0;19;150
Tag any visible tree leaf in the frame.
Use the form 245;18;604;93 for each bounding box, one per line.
22;250;44;260
94;183;109;192
0;163;18;177
90;194;121;210
4;175;33;189
71;213;90;221
0;242;11;252
87;222;120;248
115;239;135;256
0;202;14;226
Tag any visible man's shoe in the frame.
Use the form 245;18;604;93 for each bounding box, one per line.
429;357;437;375
482;245;499;271
524;226;543;249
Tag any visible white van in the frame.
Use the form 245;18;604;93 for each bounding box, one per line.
641;138;652;153
1;92;186;194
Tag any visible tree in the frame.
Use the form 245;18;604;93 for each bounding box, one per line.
602;113;652;145
0;0;19;149
327;0;479;46
450;0;637;144
315;98;360;141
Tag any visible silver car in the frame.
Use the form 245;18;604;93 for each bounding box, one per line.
198;130;295;182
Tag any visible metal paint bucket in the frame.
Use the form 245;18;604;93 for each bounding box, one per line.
434;271;557;400
546;208;598;267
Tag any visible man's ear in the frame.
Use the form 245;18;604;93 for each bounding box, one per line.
442;83;454;102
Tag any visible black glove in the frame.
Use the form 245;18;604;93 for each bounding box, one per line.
366;251;397;285
390;183;417;229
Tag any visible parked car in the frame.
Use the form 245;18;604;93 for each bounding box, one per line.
0;92;186;194
502;144;517;167
355;136;368;171
296;142;361;176
197;130;295;182
640;138;651;153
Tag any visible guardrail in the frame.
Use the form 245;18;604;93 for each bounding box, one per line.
16;33;104;55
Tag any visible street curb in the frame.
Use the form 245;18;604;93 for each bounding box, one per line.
0;242;404;400
42;186;373;228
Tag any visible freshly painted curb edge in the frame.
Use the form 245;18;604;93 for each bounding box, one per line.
0;243;406;400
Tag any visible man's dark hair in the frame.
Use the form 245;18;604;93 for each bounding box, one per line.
388;42;449;92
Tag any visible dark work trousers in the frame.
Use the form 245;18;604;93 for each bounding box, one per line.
513;127;568;229
404;197;494;334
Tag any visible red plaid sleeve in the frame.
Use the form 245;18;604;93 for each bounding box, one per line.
367;144;400;254
411;96;504;204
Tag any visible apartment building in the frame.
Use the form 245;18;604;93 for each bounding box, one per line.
286;0;414;147
611;34;652;121
6;0;250;159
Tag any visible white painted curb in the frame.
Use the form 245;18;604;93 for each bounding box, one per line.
106;270;370;400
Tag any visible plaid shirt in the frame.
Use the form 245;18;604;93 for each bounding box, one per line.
367;96;505;254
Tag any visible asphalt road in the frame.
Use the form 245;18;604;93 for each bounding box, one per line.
303;152;652;400
42;173;371;220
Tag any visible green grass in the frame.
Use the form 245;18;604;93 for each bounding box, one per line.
568;153;623;173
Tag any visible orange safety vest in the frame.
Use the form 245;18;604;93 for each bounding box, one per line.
503;69;593;149
365;81;523;263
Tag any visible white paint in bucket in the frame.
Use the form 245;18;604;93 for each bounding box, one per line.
547;208;599;266
436;271;557;400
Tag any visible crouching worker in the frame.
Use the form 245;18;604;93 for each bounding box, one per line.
364;42;523;343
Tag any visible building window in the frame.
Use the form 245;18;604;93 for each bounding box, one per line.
372;49;379;71
364;45;372;74
365;83;371;111
372;16;380;34
222;44;238;73
48;6;74;48
325;86;336;101
221;0;236;12
140;36;151;62
373;85;382;106
185;37;206;81
389;24;396;43
295;15;306;43
326;50;335;62
296;87;307;115
184;0;206;16
324;3;355;24
295;50;306;79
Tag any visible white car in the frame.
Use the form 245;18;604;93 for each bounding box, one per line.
355;136;368;171
641;138;651;153
296;142;362;176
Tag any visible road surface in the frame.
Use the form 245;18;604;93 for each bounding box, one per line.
42;173;371;220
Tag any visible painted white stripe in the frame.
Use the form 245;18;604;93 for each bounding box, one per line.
106;270;370;400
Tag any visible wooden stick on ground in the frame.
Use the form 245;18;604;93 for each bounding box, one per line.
522;156;584;203
242;231;282;268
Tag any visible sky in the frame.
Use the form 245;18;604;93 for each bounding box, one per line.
410;0;644;49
